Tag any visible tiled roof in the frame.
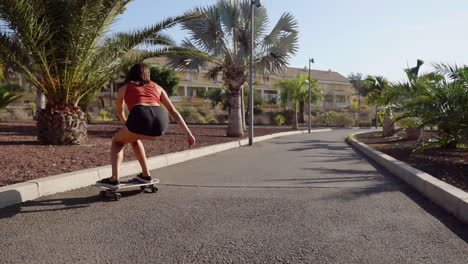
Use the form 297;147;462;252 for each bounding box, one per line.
277;67;350;83
144;56;350;84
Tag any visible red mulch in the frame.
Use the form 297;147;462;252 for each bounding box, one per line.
0;121;292;187
358;132;468;192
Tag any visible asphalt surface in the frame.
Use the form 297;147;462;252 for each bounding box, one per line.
0;129;467;264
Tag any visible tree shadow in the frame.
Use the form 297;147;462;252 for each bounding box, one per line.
0;189;143;220
339;144;468;242
0;140;45;145
265;175;390;185
0;124;37;137
271;139;352;152
272;139;338;145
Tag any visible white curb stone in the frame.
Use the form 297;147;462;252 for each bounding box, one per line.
0;128;331;209
0;182;39;208
32;168;100;197
349;131;468;224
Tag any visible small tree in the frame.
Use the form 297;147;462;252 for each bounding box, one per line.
149;66;180;96
278;75;321;129
348;72;370;123
365;75;393;135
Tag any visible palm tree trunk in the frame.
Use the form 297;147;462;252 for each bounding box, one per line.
240;85;246;131
357;95;361;125
227;92;244;137
292;102;299;130
34;89;45;119
36;104;88;144
299;100;305;123
383;111;395;137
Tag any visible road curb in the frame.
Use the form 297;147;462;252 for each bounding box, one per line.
348;131;468;225
0;128;331;209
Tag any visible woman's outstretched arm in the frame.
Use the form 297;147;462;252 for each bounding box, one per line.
160;89;195;146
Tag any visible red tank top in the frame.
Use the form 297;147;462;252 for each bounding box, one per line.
124;82;162;111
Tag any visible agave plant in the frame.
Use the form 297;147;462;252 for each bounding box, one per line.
168;0;299;137
278;75;321;129
0;0;198;144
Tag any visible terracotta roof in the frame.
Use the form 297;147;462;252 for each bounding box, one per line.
144;56;350;84
144;56;171;66
277;67;350;83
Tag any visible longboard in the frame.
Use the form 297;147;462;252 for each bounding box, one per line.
96;178;160;201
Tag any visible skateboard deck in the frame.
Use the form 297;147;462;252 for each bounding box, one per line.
96;178;160;201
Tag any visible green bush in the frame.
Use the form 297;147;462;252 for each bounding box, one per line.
397;117;422;128
274;114;286;126
334;113;355;127
358;120;372;127
316;111;355;127
196;108;216;123
179;107;214;124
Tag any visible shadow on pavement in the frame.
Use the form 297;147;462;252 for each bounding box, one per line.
347;142;468;242
0;189;143;220
272;139;352;152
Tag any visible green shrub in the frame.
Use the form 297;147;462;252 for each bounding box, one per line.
197;108;217;123
316;111;355;127
274;114;286;126
397;117;422;128
358;120;372;127
334;112;355;127
179;107;209;123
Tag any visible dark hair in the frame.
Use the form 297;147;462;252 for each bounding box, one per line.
125;63;151;85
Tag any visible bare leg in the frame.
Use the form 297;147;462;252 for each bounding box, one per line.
131;140;151;176
111;126;155;180
111;140;125;180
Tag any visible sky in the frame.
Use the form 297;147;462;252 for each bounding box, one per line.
114;0;468;82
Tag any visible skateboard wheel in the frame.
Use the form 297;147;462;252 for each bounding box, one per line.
114;193;121;201
151;186;158;193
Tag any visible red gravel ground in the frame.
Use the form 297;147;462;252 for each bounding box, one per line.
358;132;468;192
0;121;292;187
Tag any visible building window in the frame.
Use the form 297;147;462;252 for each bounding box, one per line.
336;95;347;104
193;73;198;80
185;73;191;80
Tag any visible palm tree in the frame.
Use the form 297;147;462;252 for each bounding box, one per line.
403;63;468;148
168;0;298;137
0;0;198;144
348;72;370;123
365;75;395;135
278;75;321;129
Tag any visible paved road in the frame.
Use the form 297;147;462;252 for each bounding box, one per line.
0;129;467;263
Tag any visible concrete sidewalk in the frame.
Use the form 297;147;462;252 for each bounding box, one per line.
0;129;466;263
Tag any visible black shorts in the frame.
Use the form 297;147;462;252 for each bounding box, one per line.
126;105;169;137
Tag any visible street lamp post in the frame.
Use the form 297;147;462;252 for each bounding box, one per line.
249;0;262;146
308;58;314;133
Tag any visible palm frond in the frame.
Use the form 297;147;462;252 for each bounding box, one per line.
0;89;21;109
205;65;224;81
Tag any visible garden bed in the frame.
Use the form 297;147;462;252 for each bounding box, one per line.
0;121;293;187
357;131;468;192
